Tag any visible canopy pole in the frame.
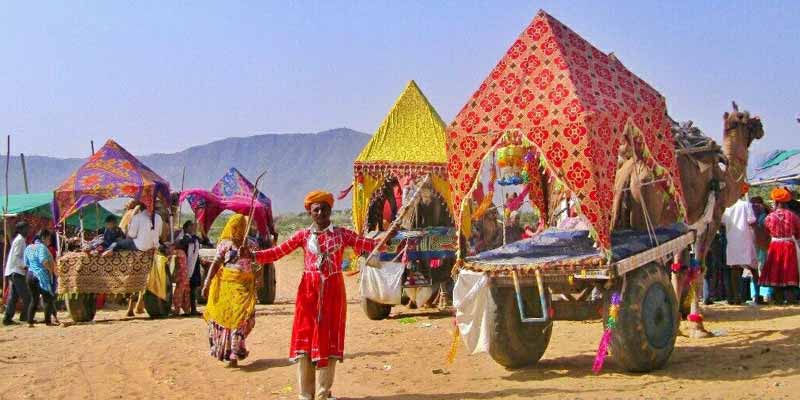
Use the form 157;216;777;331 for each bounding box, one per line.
3;135;10;294
79;211;85;246
90;143;100;235
176;166;186;232
20;153;29;194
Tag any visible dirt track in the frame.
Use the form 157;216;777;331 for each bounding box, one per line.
1;251;798;400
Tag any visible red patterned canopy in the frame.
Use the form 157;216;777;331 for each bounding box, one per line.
53;140;171;224
446;10;685;250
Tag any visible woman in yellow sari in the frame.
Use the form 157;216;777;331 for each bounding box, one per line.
202;214;257;367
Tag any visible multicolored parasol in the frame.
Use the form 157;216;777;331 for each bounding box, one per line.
52;140;170;225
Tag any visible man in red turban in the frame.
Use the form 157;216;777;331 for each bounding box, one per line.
759;187;800;304
255;190;380;400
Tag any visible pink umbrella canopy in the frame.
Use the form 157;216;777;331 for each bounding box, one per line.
180;168;275;237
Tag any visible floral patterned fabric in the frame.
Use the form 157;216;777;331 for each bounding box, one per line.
446;11;685;250
53;140;170;225
179;189;271;237
211;167;275;236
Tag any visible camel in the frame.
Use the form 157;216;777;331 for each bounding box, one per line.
613;102;764;337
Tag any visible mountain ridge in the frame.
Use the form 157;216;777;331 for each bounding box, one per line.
2;128;371;213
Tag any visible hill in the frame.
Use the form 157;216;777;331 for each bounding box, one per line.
3;128;370;213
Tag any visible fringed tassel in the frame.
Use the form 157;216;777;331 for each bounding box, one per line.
446;324;461;364
593;292;621;374
592;328;613;374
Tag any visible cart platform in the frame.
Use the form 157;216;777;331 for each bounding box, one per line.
463;223;693;279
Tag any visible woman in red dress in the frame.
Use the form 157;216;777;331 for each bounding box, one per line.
254;191;379;400
759;187;800;304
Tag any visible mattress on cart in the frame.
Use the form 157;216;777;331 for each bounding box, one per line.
466;223;688;268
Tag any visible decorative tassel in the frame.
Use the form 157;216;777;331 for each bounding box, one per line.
446;323;461;364
593;292;621;374
592;329;613;374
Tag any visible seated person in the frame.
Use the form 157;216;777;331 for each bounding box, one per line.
82;215;125;255
103;206;164;256
504;211;524;243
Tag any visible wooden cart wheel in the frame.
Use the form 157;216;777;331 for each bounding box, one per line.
607;262;678;372
361;297;392;320
488;284;552;369
67;294;97;323
257;263;277;305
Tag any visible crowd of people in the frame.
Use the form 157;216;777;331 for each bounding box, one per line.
709;185;800;306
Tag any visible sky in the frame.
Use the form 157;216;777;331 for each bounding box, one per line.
1;0;798;158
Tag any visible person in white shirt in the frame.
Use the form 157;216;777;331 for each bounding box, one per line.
103;207;163;256
3;222;32;325
721;185;757;305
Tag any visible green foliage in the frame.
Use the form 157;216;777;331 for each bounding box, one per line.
207;209;354;241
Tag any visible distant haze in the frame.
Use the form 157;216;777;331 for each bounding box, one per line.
3;128;370;213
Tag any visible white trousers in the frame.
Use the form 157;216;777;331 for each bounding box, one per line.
297;355;337;400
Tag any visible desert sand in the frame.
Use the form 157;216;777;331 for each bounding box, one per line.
1;251;798;400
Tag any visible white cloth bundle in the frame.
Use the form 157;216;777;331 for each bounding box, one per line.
453;270;495;354
360;261;405;305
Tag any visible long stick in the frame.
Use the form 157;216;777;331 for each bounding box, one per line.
20;153;29;194
91;143;99;233
2;136;9;297
242;170;267;245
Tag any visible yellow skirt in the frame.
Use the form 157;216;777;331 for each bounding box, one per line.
203;267;256;330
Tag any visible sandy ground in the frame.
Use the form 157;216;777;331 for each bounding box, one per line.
1;251;799;400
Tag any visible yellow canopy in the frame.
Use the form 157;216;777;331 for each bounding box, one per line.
352;81;453;232
355;80;448;169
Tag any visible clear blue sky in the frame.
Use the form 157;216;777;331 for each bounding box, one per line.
1;1;798;158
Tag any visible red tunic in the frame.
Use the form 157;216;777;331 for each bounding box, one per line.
255;226;377;367
760;208;800;287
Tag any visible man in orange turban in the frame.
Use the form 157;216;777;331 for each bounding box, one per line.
255;190;380;399
770;187;792;203
304;191;334;210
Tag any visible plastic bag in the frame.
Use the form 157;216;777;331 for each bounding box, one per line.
360;261;405;305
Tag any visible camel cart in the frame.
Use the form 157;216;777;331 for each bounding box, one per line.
346;81;458;319
181;167;277;305
52;140;173;322
446;11;694;372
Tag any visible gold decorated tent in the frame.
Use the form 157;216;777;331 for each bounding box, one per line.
352;80;453;233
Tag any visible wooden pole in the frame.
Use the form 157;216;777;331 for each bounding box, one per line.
91;142;99;233
20;153;29;194
3;136;10;295
176;166;186;231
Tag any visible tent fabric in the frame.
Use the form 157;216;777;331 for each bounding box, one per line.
749;149;800;185
53;140;170;224
352;81;452;233
3;192;116;231
445;10;685;250
354;80;449;176
179;189;270;237
211;168;274;233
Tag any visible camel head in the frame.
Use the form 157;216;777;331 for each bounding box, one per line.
723;101;764;149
